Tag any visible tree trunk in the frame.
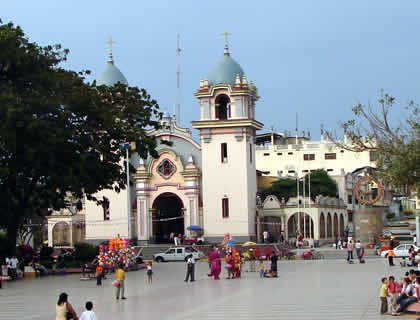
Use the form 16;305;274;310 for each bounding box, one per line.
6;222;18;255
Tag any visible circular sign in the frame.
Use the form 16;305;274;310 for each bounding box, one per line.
354;176;383;205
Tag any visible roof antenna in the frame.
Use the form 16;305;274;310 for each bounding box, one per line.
174;33;181;125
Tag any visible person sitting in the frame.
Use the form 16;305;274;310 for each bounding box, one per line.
393;277;418;315
263;267;273;278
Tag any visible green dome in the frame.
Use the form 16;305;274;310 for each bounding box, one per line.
97;61;128;86
207;53;244;86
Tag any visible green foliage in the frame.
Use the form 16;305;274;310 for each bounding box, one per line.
74;242;98;263
0;21;166;253
386;212;395;220
261;169;338;201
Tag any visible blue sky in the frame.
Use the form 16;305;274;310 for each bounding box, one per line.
3;1;420;139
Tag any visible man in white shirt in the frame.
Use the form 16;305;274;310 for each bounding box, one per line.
263;231;269;244
80;301;97;320
9;256;18;280
355;240;362;260
184;255;195;282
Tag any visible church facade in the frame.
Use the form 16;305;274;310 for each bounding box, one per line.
47;38;382;247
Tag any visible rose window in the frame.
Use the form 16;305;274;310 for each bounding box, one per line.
157;159;176;179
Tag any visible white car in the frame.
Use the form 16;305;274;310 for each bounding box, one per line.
381;244;420;258
153;246;204;262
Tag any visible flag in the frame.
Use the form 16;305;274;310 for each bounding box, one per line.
130;141;136;150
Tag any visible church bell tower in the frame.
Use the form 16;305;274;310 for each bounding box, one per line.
191;35;263;242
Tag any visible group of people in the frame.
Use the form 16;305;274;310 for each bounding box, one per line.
56;292;97;320
169;232;184;246
5;256;19;280
344;238;365;264
206;246;279;280
380;269;420;316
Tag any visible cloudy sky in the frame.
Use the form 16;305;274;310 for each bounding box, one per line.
3;1;420;139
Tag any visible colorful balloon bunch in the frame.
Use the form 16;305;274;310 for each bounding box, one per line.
97;238;137;269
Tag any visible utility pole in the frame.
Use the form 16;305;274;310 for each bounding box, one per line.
175;33;181;124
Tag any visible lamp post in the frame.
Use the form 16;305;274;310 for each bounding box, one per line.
120;142;131;240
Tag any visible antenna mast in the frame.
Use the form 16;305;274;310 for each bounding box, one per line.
175;33;181;124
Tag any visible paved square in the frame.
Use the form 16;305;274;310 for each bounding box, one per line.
0;259;412;320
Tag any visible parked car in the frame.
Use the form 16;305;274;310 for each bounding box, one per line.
153;246;205;262
381;244;420;258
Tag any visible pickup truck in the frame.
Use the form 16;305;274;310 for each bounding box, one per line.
153;246;204;262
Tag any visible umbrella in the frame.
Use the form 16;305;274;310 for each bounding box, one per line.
227;239;235;247
187;225;202;231
242;241;257;247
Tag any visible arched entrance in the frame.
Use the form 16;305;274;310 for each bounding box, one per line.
152;193;184;243
319;212;325;239
327;213;332;238
287;212;314;239
333;213;338;237
340;214;345;237
53;222;70;247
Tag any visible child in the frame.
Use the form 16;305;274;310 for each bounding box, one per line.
401;257;407;267
96;264;103;286
388;276;398;314
258;260;265;278
146;262;153;284
80;301;97;320
379;277;389;314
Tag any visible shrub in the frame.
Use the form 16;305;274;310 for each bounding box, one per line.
404;210;414;217
40;246;54;260
74;242;98;263
16;244;34;259
386;212;395;220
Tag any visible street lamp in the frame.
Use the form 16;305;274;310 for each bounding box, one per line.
120;142;131;240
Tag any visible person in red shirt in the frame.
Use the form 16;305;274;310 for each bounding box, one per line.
388;276;398;314
265;247;272;258
254;247;261;260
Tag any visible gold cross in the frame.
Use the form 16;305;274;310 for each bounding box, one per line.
221;32;232;46
106;36;116;55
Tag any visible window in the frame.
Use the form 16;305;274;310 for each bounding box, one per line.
288;152;293;155
327;169;333;172
340;150;344;153
302;170;309;173
347;211;353;223
369;151;378;161
263;153;270;156
250;144;252;163
102;197;110;220
215;95;230;120
222;198;229;218
176;248;183;254
277;153;282;156
303;154;315;161
325;153;336;160
166;249;175;254
288;170;295;174
221;143;228;163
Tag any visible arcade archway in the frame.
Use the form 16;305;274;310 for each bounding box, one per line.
52;222;70;247
287;212;314;239
319;212;325;239
327;213;332;238
152;193;184;243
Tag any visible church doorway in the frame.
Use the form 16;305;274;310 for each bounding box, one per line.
152;193;184;243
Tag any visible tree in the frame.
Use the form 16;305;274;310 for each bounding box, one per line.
0;21;164;253
260;169;338;202
326;91;419;191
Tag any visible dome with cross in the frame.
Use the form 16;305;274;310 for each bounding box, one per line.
96;38;128;87
207;34;245;86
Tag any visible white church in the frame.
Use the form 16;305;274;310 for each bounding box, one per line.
47;39;379;247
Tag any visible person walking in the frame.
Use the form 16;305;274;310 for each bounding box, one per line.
115;264;127;300
96;264;103;286
184;254;195;282
270;254;278;278
56;292;78;320
355;240;361;260
146;263;153;284
388;249;395;266
174;234;178;246
347;239;354;263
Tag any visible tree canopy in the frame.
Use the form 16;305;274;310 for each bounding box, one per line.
327;91;419;192
0;21;164;252
260;169;338;202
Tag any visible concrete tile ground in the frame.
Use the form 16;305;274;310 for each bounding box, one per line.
0;258;415;320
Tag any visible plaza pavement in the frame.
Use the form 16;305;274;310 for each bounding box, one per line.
0;258;414;320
